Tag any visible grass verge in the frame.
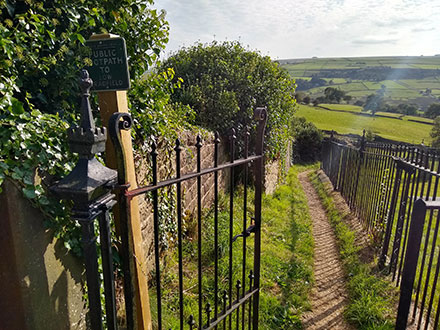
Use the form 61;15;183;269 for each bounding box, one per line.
151;164;316;329
258;164;317;328
309;170;397;330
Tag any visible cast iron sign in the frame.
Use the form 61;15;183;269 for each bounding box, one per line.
85;37;130;91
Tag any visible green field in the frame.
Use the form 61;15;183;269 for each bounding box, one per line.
296;104;432;144
281;56;440;109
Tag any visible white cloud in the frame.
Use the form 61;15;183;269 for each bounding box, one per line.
154;0;440;59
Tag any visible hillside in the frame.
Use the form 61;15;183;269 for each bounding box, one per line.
280;56;440;110
296;104;432;144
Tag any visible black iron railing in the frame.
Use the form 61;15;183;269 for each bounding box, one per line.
110;108;267;330
53;69;268;329
322;136;440;330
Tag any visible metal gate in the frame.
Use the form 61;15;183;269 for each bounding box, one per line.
109;108;267;329
52;70;267;329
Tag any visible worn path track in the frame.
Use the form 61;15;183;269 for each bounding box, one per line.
299;171;354;330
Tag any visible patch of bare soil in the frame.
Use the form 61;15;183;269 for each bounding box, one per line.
299;171;355;330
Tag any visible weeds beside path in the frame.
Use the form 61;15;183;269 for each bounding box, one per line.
299;171;354;330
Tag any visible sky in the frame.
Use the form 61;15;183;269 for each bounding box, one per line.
153;0;440;60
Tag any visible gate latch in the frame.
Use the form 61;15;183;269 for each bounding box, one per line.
232;217;255;242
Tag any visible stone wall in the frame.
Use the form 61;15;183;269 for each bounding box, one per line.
135;131;228;270
264;159;280;195
134;130;287;270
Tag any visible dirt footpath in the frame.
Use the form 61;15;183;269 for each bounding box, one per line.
299;171;354;330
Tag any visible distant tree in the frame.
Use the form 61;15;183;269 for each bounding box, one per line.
303;95;311;104
425;103;440;119
364;93;384;115
354;100;364;107
295;92;305;103
324;87;345;103
343;95;352;104
397;104;417;116
431;116;440;148
313;96;326;106
383;104;398;113
291;117;323;162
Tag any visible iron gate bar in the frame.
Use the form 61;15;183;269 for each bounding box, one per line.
111;107;267;330
214;132;220;324
396;149;418;287
175;139;184;330
98;199;118;330
413;156;440;323
420;211;440;329
390;159;413;281
124;155;262;199
197;134;203;328
252;107;267;330
395;199;427;330
242;127;250;330
204;288;259;329
229;129;236;330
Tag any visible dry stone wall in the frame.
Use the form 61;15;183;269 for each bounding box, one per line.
134;130;288;271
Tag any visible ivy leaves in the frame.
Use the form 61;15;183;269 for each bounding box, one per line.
0;0;169;256
0;108;82;254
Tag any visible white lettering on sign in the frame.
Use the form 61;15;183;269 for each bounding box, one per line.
95;79;124;88
86;38;130;91
93;57;124;66
91;46;126;89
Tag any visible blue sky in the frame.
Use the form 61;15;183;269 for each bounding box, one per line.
153;0;440;59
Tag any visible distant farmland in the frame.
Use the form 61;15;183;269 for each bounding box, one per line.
280;56;440;109
296;104;432;144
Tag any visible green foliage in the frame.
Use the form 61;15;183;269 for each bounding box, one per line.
154;165;316;329
0;108;83;254
364;92;384;115
128;67;195;146
159;41;297;159
309;171;396;330
323;87;346;103
426;103;440;119
290;117;323;163
430;116;440;148
0;0;170;255
1;0;168;117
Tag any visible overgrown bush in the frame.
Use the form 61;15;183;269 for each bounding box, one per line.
0;0;170;255
159;41;297;160
291;117;323;163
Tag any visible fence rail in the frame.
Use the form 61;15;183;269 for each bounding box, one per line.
322;136;440;330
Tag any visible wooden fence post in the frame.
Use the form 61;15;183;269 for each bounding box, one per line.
90;33;152;330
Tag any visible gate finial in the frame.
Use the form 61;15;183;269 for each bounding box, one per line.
51;69;116;206
79;69;95;130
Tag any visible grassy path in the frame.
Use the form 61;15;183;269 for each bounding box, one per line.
299;171;354;329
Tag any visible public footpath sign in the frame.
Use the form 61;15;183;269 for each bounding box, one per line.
85;37;130;91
